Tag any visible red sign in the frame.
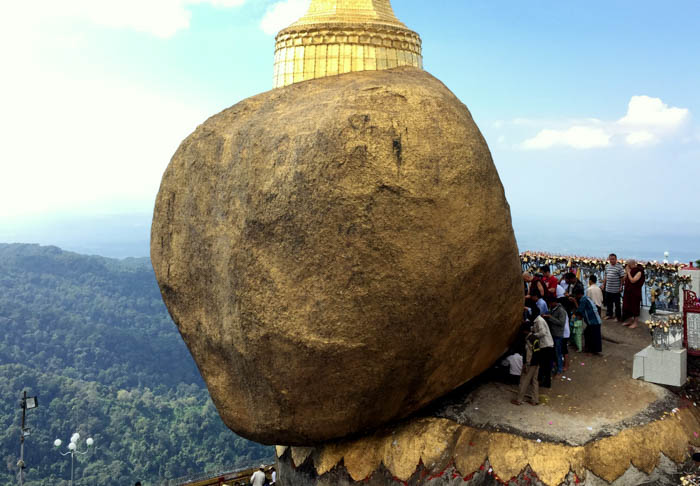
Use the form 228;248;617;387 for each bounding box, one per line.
683;290;700;355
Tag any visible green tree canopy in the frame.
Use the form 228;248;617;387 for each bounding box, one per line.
0;244;272;486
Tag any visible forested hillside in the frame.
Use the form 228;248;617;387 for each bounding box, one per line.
0;243;272;485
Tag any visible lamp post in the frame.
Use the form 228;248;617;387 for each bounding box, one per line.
54;433;94;486
18;390;38;486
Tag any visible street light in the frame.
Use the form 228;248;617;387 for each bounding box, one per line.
54;433;95;486
18;391;39;486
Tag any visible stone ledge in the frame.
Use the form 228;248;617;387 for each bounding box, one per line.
277;409;700;485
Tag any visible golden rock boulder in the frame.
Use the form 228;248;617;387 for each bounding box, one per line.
151;67;522;445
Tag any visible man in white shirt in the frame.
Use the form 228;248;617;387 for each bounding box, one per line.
586;275;604;315
251;466;267;486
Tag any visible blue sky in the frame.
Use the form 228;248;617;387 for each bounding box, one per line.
1;0;699;259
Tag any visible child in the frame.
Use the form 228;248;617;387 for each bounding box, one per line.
570;312;584;352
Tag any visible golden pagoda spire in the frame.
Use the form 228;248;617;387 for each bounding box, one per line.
273;0;422;88
291;0;406;28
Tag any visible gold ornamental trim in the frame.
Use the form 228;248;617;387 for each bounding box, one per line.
275;24;422;54
281;409;700;486
272;0;422;88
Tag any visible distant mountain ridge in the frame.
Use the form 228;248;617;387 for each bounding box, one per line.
0;213;152;258
0;243;272;486
2;210;698;263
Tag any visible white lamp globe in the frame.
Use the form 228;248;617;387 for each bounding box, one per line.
86;438;94;446
54;439;62;447
71;433;80;443
68;442;76;451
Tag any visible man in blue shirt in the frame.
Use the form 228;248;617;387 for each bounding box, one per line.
535;292;548;316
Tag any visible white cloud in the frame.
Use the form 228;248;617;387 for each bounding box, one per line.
0;0;249;220
519;95;691;150
522;126;611;150
4;0;246;39
260;0;310;35
625;131;658;146
618;95;690;129
0;71;209;219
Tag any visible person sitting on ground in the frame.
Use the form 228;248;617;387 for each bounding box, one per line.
512;321;540;406
570;312;584;352
574;287;602;354
543;299;567;376
586;274;604;316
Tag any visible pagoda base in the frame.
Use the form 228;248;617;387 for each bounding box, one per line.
275;309;699;485
276;409;699;486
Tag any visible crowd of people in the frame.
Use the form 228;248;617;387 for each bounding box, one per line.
507;253;646;406
250;465;276;486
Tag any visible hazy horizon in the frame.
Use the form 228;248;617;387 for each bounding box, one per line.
1;0;698;262
1;211;696;264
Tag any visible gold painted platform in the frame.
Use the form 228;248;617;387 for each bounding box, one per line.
275;324;700;485
273;0;422;88
277;409;700;485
